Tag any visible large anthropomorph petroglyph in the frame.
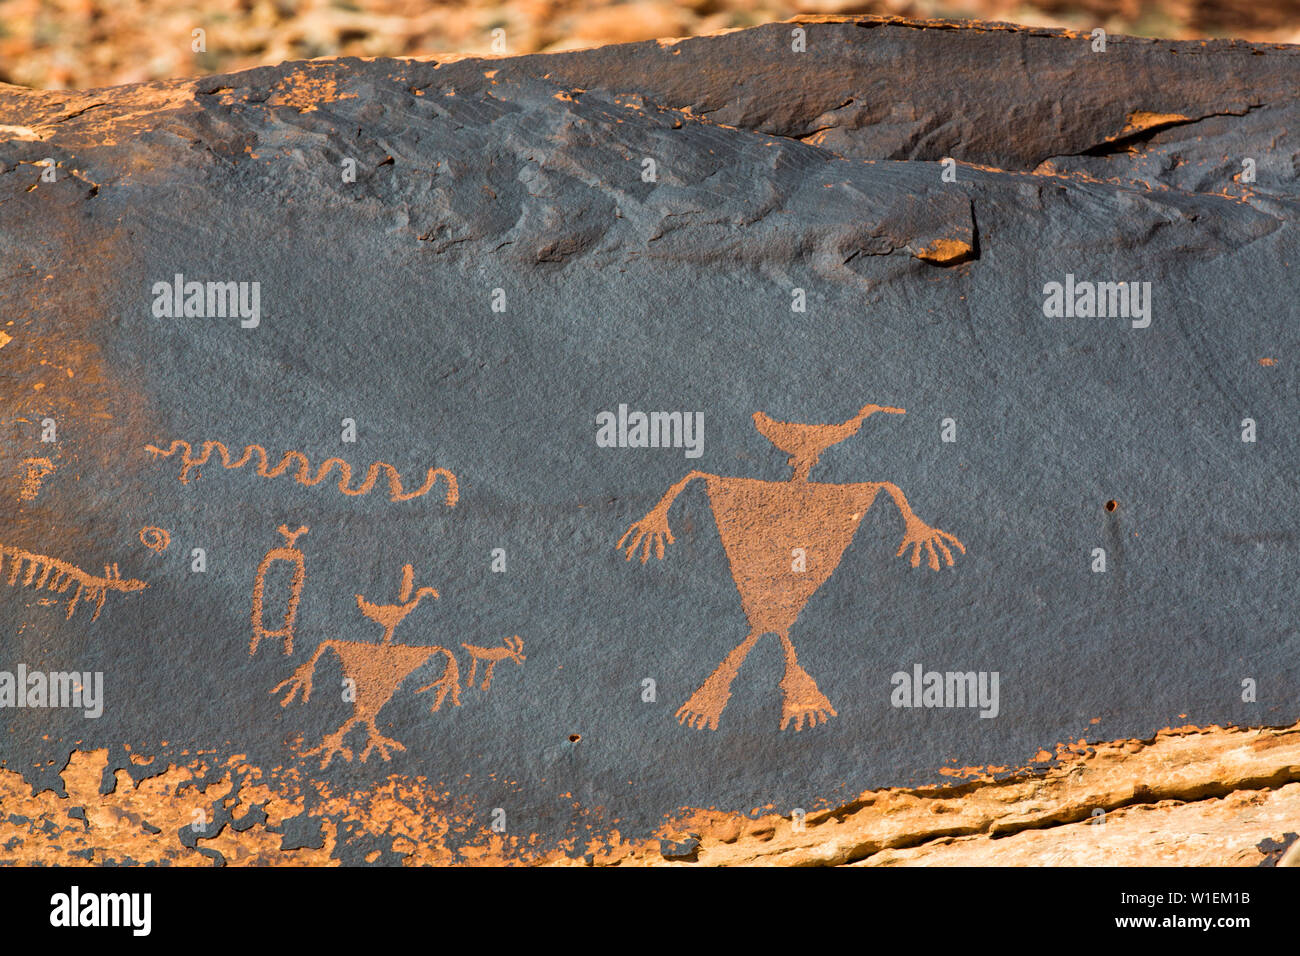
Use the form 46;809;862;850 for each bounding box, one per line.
619;404;965;732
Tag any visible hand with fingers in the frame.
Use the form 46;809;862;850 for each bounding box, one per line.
272;661;316;705
617;506;675;564
897;516;965;570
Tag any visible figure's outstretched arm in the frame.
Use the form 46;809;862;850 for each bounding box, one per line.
271;642;331;705
617;470;710;564
860;481;966;571
417;647;462;712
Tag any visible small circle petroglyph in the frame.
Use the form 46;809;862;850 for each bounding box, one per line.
139;527;171;554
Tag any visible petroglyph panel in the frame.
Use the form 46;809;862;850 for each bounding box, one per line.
2;17;1299;864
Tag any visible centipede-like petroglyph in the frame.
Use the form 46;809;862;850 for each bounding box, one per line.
144;440;459;506
0;543;147;621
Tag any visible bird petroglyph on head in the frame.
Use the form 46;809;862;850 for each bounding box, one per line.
752;403;905;482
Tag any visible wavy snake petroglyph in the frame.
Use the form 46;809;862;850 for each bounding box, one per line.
144;440;459;505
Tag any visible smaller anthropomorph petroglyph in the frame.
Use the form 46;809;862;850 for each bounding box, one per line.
0;542;147;621
251;525;309;655
618;403;965;732
273;563;524;768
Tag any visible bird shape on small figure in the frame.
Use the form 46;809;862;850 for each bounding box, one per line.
355;563;439;644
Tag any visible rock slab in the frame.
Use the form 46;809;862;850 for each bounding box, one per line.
1;17;1298;863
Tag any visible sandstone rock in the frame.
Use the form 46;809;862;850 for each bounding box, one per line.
1;17;1297;865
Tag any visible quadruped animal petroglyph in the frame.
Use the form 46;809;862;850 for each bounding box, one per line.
145;439;459;505
462;636;526;691
618;403;965;732
0;542;147;621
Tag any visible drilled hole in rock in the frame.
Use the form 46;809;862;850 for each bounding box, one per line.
1105;500;1118;512
568;734;581;743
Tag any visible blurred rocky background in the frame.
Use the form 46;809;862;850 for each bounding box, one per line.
1;0;1297;91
